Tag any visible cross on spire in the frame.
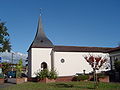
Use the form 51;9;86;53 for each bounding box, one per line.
40;8;42;16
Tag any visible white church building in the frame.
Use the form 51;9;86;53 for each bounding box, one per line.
28;15;112;78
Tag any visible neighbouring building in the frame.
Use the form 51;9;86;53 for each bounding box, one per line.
107;47;120;70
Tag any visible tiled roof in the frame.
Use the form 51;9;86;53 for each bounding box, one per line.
54;45;113;52
106;47;120;52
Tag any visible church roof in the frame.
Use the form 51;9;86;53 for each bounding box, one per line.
105;47;120;53
29;15;53;49
54;46;113;52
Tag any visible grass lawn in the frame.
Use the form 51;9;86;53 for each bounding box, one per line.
1;81;120;90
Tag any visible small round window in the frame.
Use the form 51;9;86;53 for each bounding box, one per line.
61;59;65;63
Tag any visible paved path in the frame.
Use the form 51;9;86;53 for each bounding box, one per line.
0;83;15;88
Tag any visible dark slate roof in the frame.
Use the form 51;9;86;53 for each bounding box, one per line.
105;47;120;53
29;16;53;50
53;45;113;52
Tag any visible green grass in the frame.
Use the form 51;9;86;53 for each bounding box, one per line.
1;81;120;90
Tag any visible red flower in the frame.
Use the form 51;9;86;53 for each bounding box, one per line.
95;57;101;63
89;56;94;62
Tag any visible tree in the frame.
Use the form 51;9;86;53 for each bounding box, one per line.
16;59;23;78
0;21;11;52
1;62;12;74
84;54;109;88
114;60;120;72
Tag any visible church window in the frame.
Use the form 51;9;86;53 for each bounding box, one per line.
61;59;65;63
41;62;47;69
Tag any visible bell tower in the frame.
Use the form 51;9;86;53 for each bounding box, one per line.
28;13;53;77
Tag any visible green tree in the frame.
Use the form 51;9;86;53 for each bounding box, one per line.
114;60;120;72
1;62;11;74
0;21;11;52
16;59;23;78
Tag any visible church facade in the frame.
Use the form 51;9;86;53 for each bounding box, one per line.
28;16;112;78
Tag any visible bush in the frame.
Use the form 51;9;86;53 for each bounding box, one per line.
97;73;107;78
16;71;21;78
48;70;57;80
72;75;89;81
36;69;49;80
114;60;120;72
0;73;4;79
35;69;58;80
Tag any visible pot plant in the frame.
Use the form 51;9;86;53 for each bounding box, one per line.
35;69;57;83
0;73;4;84
16;59;27;84
8;59;27;84
97;73;109;82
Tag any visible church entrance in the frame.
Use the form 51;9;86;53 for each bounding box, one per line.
41;62;47;70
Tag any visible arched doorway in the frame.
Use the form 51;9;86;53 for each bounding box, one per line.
41;62;47;70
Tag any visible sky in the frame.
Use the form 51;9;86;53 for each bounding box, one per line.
0;0;120;54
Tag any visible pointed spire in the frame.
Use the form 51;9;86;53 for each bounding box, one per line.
30;12;53;48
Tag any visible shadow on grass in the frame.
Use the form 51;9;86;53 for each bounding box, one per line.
74;85;94;89
50;83;94;89
55;83;74;88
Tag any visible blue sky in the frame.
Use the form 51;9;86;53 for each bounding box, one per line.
0;0;120;53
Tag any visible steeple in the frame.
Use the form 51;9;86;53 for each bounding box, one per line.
30;14;53;48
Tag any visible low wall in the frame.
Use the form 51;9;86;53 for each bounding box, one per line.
56;76;74;82
7;78;27;84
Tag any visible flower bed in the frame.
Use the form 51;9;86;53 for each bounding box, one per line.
0;78;4;84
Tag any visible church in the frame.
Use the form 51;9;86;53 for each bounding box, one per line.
27;15;112;78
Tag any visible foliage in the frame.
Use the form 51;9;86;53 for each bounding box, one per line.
0;73;4;78
16;59;23;78
1;62;11;74
48;70;58;80
16;71;22;78
0;21;11;52
35;69;58;80
36;69;49;80
114;60;120;72
97;73;107;78
72;75;89;81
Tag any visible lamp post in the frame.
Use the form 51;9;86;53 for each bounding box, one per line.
11;52;14;71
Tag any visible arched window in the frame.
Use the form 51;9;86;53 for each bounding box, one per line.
41;62;47;69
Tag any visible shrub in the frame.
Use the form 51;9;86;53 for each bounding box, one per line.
72;75;89;81
97;73;107;78
16;59;23;78
36;69;49;80
35;69;58;80
16;71;21;78
0;73;4;79
48;70;57;80
114;60;120;72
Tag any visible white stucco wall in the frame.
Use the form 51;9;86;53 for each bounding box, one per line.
31;48;52;77
54;52;110;76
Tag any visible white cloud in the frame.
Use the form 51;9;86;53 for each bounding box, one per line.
0;51;27;65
